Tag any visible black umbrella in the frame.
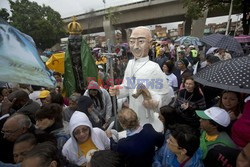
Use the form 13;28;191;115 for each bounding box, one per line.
201;34;243;54
194;56;250;94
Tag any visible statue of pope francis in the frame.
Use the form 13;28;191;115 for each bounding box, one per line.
110;26;174;132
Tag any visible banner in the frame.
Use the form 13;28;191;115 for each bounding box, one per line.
0;19;55;87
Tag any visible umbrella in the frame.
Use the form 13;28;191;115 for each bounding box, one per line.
235;35;250;43
175;36;203;46
46;52;65;74
42;50;53;57
40;55;49;63
201;34;243;53
93;48;101;51
120;43;129;50
0;19;55;87
162;37;172;43
206;47;218;55
193;56;250;94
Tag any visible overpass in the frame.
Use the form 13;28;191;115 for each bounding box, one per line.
62;0;238;42
63;0;235;32
63;0;188;34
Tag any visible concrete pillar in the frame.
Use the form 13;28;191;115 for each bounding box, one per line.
103;17;116;45
121;28;128;43
183;17;192;36
191;10;208;38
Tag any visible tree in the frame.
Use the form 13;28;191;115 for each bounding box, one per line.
105;7;121;24
242;0;250;34
182;0;250;34
9;0;66;50
182;0;241;19
0;8;10;21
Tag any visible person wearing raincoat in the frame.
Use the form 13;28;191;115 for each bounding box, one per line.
84;81;112;126
62;111;110;166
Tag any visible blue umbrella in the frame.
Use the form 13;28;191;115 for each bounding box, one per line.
0;19;55;87
201;34;243;53
175;36;203;46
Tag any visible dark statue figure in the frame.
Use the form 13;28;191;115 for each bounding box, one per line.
64;17;98;97
68;34;85;93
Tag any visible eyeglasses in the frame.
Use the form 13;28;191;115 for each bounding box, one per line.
129;38;147;45
73;127;89;136
1;128;21;135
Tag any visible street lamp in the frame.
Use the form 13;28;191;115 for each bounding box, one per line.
225;0;234;35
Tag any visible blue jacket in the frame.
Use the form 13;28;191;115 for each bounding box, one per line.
0;161;20;167
153;144;204;167
112;124;164;167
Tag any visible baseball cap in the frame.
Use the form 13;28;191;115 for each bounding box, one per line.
189;45;195;48
38;90;50;99
196;107;230;127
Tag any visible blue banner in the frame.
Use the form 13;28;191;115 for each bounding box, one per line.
0;19;55;87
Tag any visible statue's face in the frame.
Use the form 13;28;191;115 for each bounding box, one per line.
129;27;152;59
68;35;82;51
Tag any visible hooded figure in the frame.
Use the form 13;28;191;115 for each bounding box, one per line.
84;81;112;125
62;111;110;166
77;96;103;128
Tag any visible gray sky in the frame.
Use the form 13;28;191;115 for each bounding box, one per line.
1;0;144;18
1;0;242;29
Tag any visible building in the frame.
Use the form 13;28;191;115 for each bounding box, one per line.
204;21;243;35
152;25;167;39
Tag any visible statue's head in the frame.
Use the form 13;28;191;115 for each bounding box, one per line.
67;16;83;52
68;35;82;51
129;26;152;59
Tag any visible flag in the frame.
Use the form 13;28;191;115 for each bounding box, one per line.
46;52;65;74
64;39;98;97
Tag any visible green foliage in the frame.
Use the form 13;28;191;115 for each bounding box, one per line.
182;0;242;20
105;7;121;24
9;0;66;50
0;8;10;21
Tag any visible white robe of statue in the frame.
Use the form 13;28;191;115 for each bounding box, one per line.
117;56;174;132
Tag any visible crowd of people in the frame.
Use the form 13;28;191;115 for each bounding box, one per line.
0;26;250;167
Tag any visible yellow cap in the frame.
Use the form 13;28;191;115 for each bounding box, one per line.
38;90;50;99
